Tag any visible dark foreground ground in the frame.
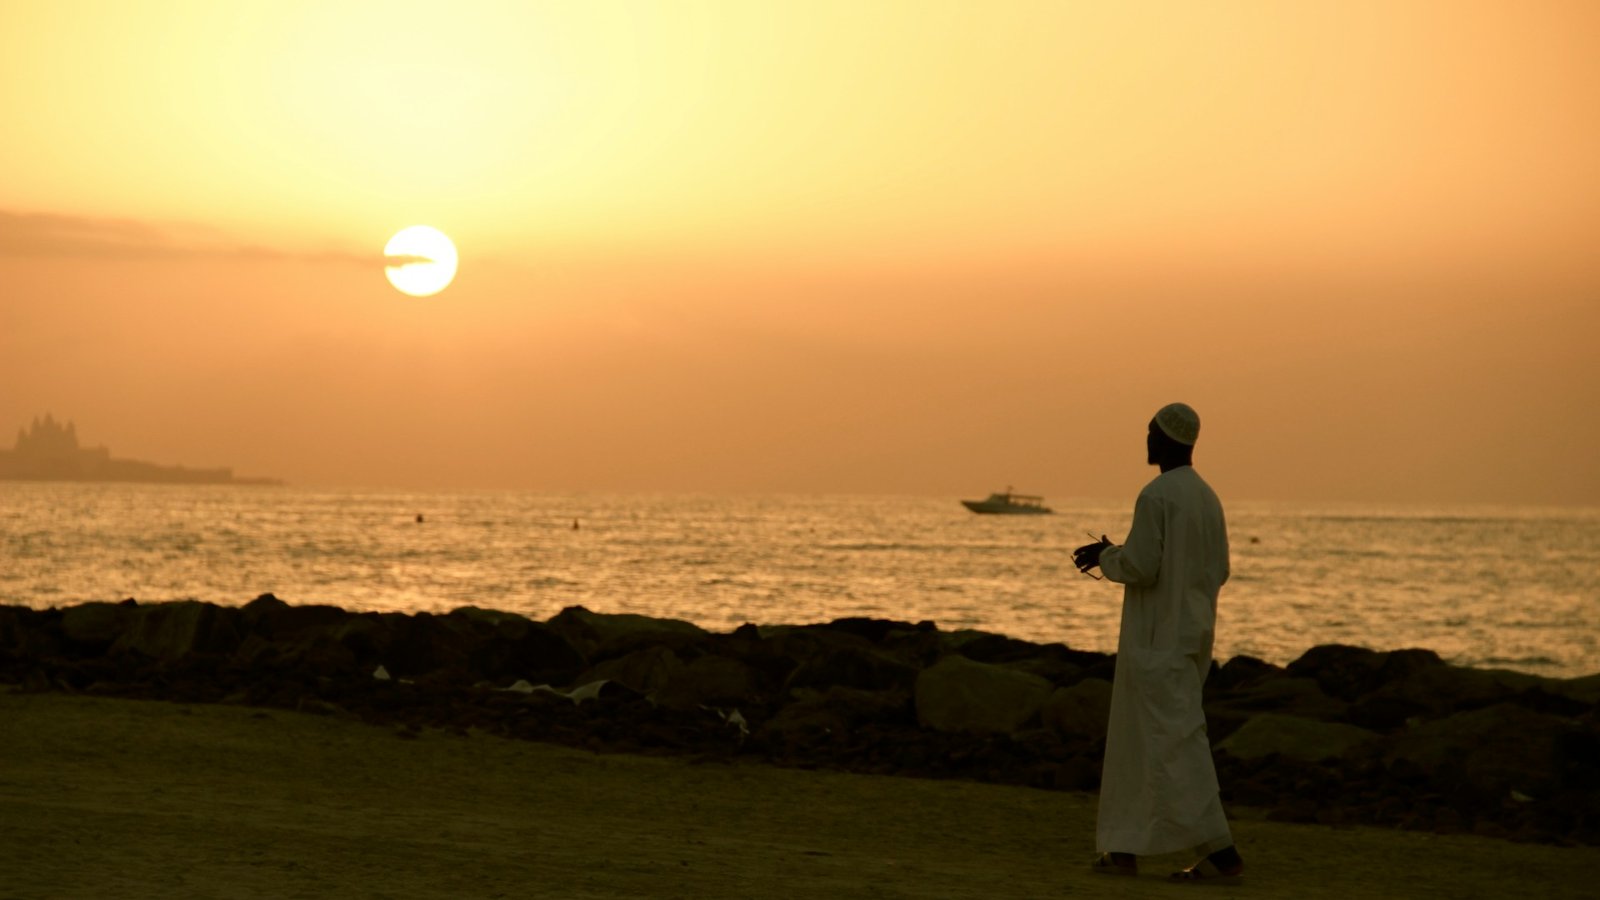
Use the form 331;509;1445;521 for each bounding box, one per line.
2;692;1596;900
4;597;1599;849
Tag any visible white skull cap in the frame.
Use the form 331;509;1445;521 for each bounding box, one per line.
1155;402;1200;445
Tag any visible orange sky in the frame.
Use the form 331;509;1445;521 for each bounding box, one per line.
2;1;1597;505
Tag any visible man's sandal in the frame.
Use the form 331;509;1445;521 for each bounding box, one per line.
1169;858;1243;884
1090;853;1138;876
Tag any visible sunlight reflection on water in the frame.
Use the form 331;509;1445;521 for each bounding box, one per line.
2;484;1596;677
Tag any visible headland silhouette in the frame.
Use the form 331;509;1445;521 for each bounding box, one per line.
0;414;282;486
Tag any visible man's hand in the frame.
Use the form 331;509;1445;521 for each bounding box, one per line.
1073;534;1111;575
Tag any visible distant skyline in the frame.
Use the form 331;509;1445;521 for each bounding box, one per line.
2;1;1597;506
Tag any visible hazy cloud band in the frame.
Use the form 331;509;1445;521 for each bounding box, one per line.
0;210;403;267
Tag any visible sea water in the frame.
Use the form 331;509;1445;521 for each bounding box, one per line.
2;483;1596;678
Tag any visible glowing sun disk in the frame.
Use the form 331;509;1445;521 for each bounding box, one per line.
384;225;458;297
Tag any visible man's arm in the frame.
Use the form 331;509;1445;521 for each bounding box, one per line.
1099;492;1164;586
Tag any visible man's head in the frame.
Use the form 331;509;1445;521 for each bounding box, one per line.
1146;402;1199;468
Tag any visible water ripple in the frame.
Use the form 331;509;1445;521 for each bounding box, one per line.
1;485;1596;677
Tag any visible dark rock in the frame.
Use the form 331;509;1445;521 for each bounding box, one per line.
783;641;919;694
1286;644;1390;700
1377;648;1449;682
546;605;708;661
1554;730;1600;790
1361;664;1527;719
1387;702;1583;797
657;654;761;710
0;606;62;664
876;628;945;669
1552;672;1600;706
325;613;395;664
1287;645;1451;702
241;596;351;639
999;651;1086;687
915;653;1053;735
716;628;803;688
806;685;912;726
111;600;242;662
240;592;288;623
0;606;27;658
1078;655;1118;683
501;622;587;684
1209;675;1350;722
1513;686;1591;718
755;624;867;664
576;646;685;700
235;628;360;676
944;631;1046;665
448;605;531;631
814;617;929;644
307;608;548;681
1386;755;1429;785
933;631;1095;685
1208;654;1283;692
757;686;910;748
383;612;477;676
60;602;130;651
1346;694;1430;731
1205;709;1253;745
1040;678;1112;739
1216;713;1380;762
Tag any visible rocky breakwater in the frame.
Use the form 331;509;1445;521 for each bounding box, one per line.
2;597;1597;845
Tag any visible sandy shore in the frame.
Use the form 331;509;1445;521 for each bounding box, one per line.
0;691;1593;899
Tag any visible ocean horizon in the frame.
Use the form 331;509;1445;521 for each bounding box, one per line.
4;483;1596;678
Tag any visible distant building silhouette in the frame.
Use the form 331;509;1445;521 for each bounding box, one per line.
0;414;282;485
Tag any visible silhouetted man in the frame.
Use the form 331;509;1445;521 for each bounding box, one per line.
1073;402;1243;883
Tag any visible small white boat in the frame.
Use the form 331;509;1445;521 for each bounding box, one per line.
960;488;1053;515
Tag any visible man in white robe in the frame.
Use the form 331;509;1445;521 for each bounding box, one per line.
1073;402;1243;882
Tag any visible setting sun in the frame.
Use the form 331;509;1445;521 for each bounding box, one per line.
383;225;458;297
